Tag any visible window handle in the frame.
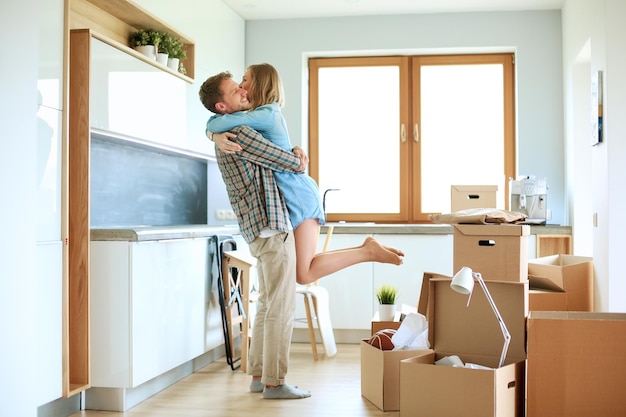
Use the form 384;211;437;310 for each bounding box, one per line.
414;123;419;142
401;123;407;143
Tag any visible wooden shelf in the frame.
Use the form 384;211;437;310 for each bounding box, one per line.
91;30;193;83
69;0;195;81
536;234;573;257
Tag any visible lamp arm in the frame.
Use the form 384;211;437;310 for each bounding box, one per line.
474;273;512;368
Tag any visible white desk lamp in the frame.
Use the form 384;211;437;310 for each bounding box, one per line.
450;266;511;368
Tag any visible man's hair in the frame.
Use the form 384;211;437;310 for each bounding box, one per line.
247;63;285;109
199;71;232;113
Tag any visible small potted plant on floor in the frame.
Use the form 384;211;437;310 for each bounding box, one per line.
376;284;398;321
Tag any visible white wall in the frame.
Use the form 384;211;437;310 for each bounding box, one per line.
244;11;567;225
135;0;246;155
562;0;626;312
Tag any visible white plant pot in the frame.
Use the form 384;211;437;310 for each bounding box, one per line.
156;52;169;66
167;57;180;71
378;304;397;321
135;45;156;60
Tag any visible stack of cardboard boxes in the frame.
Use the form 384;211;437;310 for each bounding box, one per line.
362;223;626;416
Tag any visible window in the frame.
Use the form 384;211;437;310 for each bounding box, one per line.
309;54;515;223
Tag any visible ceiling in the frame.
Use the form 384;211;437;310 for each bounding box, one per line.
222;0;564;20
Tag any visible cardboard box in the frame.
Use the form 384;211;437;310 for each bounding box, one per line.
370;304;424;335
361;341;430;411
370;310;402;335
454;224;530;282
451;185;498;211
399;277;528;417
527;311;626;417
528;254;594;311
364;303;431;411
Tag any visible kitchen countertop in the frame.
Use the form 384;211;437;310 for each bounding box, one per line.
91;223;571;241
321;223;571;235
91;224;241;242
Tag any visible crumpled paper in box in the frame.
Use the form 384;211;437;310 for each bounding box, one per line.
391;312;430;350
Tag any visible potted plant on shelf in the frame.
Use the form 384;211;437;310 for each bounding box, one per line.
128;28;162;61
167;37;187;72
376;284;398;321
159;33;186;71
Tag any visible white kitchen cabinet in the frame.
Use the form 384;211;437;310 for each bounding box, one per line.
90;238;210;389
35;241;63;405
372;234;453;313
35;0;64;406
313;233;453;331
313;234;374;330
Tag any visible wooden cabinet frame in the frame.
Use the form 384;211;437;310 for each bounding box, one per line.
63;0;196;396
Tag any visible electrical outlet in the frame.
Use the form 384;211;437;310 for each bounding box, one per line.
216;209;236;220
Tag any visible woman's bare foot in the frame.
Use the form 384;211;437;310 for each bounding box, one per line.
363;237;403;265
364;236;405;258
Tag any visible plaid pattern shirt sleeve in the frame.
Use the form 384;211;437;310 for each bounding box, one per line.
215;126;301;243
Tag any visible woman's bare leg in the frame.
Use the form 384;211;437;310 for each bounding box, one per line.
294;219;404;285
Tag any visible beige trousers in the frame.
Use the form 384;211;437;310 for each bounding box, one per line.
247;231;296;386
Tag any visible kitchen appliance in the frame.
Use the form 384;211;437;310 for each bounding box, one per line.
510;176;548;224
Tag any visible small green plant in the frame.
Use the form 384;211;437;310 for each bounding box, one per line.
128;28;163;48
151;32;186;59
376;284;398;305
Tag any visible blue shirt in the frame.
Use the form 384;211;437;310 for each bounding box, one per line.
208;103;325;229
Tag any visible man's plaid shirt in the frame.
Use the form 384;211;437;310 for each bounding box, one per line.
215;125;302;244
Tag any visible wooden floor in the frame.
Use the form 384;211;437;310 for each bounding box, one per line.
69;343;395;417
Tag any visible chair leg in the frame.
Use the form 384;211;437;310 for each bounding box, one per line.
302;294;319;361
311;296;325;350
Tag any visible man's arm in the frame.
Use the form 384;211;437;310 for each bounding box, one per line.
225;126;305;173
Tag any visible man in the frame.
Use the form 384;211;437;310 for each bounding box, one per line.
199;72;311;400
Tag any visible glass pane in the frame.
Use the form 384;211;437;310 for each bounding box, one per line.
420;64;505;212
317;66;400;214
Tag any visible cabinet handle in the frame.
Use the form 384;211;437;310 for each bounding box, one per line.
401;124;407;143
414;123;419;142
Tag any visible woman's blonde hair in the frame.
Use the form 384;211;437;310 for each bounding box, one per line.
246;63;285;109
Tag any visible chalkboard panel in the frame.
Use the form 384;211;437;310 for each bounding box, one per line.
91;133;208;227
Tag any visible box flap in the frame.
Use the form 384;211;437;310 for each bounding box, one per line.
418;272;451;316
429;277;528;363
528;274;566;292
528;311;626;321
454;223;530;237
452;185;498;192
528;254;593;268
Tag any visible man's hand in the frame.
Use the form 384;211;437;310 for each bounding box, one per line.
292;146;308;172
212;131;242;154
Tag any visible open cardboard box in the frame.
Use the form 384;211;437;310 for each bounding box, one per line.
528;254;594;311
527;311;626;417
454;224;530;283
399;276;528;417
361;341;430;411
363;291;436;411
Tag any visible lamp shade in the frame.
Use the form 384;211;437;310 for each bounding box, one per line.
451;266;475;295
